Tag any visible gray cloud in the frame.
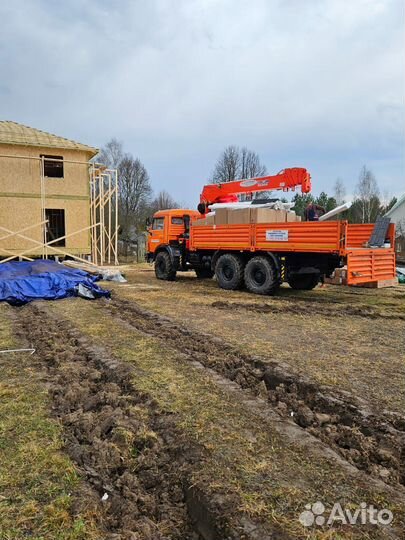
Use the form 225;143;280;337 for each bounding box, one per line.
0;0;403;205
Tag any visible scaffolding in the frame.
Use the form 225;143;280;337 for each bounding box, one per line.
0;153;119;266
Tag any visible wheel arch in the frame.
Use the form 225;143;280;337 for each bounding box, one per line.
153;244;181;264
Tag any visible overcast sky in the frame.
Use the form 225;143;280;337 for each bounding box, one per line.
0;0;404;205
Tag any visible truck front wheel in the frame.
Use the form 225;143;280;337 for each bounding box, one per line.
244;256;279;295
287;273;319;290
155;251;177;281
215;253;244;290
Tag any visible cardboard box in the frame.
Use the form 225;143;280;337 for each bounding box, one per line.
193;214;215;226
286;211;297;222
251;208;286;223
214;208;228;225
227;208;251;224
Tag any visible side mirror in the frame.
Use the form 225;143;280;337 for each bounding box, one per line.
145;217;151;228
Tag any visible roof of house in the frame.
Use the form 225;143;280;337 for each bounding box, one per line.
0;121;98;156
385;193;405;217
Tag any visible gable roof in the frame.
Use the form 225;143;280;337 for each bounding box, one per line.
385;193;405;217
0;121;98;157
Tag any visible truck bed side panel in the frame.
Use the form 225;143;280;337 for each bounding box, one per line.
191;221;342;253
255;222;342;252
190;224;251;250
346;223;395;248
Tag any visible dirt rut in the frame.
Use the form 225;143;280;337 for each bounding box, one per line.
15;304;201;539
15;303;285;540
104;297;405;489
211;299;405;321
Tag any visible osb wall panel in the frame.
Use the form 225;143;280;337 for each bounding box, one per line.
0;198;90;254
0;198;43;251
0;143;92;197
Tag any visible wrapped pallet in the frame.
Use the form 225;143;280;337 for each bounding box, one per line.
214;208;228;225
250;208;286;223
228;208;251;224
193;214;215;226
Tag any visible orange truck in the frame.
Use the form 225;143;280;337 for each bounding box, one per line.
146;168;396;294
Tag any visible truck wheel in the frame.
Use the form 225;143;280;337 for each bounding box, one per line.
215;253;244;290
288;273;319;290
195;268;214;279
155;251;177;281
244;256;279;295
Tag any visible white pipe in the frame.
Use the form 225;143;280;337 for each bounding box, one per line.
319;201;352;221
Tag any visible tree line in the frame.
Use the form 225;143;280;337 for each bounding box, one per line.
99;139;397;241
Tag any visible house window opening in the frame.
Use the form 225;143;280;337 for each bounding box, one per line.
45;209;66;246
41;155;64;178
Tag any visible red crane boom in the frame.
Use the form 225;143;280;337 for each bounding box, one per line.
199;167;311;210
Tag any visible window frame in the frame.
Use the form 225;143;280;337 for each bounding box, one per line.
171;217;184;225
40;154;64;179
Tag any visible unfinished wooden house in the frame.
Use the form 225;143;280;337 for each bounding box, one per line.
0;121;118;265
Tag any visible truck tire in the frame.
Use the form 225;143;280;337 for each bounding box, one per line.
195;267;214;279
155;251;177;281
244;256;279;295
288;273;319;290
215;253;244;290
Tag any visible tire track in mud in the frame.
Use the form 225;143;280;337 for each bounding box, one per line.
14;304;286;540
104;297;405;490
211;299;405;321
14;304;199;540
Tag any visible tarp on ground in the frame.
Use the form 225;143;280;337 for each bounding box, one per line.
0;260;110;305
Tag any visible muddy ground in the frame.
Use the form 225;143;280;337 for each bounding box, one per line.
1;265;404;539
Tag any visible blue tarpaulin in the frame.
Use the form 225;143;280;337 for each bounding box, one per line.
0;260;110;305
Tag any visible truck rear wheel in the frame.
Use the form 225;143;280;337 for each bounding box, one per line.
288;273;319;290
244;256;279;295
195;267;214;279
155;251;177;281
215;253;244;290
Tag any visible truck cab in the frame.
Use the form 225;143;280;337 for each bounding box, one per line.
146;209;209;280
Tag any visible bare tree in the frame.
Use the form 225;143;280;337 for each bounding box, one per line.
240;147;267;179
98;138;124;170
211;145;241;183
333;178;346;205
99;139;153;238
150;190;179;212
354;165;380;223
211;145;267;183
118;155;152;238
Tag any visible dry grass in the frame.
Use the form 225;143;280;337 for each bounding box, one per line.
112;265;405;414
0;304;100;540
49;298;405;539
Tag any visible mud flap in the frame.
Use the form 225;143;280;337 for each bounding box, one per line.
346;249;396;285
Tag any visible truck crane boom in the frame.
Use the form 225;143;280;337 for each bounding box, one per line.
199;167;311;211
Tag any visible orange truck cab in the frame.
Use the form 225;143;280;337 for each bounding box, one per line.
146;209;210;279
